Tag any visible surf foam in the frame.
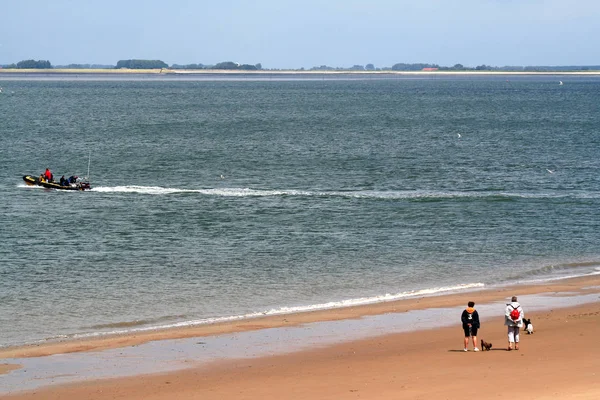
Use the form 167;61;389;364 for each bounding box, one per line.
44;282;485;342
90;186;600;200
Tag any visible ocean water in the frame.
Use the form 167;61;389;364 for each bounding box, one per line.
1;74;599;348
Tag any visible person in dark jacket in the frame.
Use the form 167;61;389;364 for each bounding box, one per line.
461;301;481;351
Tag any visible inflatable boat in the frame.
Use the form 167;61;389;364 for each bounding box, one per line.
23;175;91;191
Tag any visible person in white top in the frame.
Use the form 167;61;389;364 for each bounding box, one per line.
504;296;524;351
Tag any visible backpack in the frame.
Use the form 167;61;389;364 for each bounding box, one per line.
510;306;520;321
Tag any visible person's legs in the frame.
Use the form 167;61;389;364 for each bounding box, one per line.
515;328;520;350
470;327;479;350
507;327;515;350
472;335;479;351
463;327;470;351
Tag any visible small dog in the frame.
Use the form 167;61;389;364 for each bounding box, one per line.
523;318;534;334
480;339;493;351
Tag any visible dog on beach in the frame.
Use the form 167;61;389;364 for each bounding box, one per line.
523;318;534;334
480;340;493;351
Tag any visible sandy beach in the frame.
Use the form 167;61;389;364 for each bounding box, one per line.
2;275;600;399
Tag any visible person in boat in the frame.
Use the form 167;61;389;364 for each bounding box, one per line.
68;175;78;184
39;174;46;183
44;168;53;183
59;175;67;186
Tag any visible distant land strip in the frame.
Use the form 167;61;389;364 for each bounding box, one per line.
1;68;600;75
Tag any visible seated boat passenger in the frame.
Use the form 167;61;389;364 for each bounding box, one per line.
39;174;45;183
59;175;67;186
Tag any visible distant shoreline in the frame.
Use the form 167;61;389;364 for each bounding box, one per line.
1;68;600;76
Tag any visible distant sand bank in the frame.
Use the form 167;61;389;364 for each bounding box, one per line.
1;68;600;76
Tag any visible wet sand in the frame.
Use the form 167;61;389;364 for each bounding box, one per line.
0;365;20;375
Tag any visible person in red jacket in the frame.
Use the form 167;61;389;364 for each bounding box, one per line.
44;168;53;182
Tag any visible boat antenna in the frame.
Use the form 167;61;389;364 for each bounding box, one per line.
87;150;91;182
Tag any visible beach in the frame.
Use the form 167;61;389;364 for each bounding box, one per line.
2;75;600;399
2;275;600;399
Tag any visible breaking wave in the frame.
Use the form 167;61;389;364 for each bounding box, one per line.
53;282;485;341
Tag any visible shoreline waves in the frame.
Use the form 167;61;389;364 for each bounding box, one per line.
1;282;487;348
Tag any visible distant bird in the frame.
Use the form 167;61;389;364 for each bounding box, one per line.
546;169;555;174
220;174;225;179
457;133;462;138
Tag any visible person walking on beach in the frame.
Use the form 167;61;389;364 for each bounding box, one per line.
461;301;480;351
505;296;524;351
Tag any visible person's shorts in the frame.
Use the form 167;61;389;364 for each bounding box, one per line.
463;326;478;337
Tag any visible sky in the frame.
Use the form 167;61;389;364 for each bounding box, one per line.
1;0;599;69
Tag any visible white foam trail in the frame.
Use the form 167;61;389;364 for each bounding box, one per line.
92;186;316;196
17;183;40;189
90;186;600;200
93;186;200;195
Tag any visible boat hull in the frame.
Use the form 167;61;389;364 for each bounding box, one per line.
23;175;91;191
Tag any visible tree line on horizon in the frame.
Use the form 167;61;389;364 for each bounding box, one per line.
1;59;599;72
2;59;53;69
309;62;600;72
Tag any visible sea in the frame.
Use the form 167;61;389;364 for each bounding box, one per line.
1;73;599;349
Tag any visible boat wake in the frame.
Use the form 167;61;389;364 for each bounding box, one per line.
91;185;600;200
